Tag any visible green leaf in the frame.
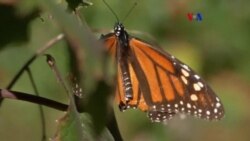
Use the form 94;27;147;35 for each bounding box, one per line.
53;102;114;141
0;4;39;48
38;0;104;95
65;0;93;11
38;1;114;140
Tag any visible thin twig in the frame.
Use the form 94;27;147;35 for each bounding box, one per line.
0;34;64;139
0;33;64;106
36;34;65;55
45;54;71;98
0;89;68;111
107;109;123;141
6;34;65;90
27;68;46;141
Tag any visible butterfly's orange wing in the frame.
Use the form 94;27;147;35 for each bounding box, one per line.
101;34;224;122
128;38;224;121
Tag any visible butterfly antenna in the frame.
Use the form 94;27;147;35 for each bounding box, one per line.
103;0;119;22
122;0;138;23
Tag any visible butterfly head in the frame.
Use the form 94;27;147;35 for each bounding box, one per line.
114;22;125;37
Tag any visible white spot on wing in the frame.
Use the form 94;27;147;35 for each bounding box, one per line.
181;69;190;77
175;104;178;108
206;110;210;115
198;109;202;113
180;100;184;105
152;105;156;109
216;102;221;108
214;108;218;113
197;82;204;88
190;94;198;101
182;64;190;71
181;76;188;85
193;105;197;109
193;83;201;91
194;75;200;79
216;97;220;102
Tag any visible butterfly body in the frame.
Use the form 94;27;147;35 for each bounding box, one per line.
101;22;224;122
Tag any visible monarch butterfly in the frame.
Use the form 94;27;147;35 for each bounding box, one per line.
100;5;224;123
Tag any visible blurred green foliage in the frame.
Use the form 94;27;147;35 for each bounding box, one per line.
0;0;250;141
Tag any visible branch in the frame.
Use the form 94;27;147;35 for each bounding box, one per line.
7;34;64;89
0;89;68;111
